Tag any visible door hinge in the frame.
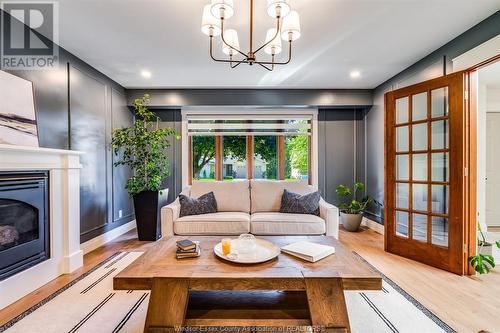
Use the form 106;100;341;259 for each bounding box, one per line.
464;167;468;177
465;90;469;100
464;243;468;253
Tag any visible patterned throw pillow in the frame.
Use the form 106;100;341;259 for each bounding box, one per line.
179;191;218;217
279;189;320;215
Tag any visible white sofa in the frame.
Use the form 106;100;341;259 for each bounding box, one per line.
161;179;340;239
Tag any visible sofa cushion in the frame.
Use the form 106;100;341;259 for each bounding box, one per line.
179;191;217;217
174;212;250;235
250;180;316;213
280;189;320;215
191;180;250;213
250;212;325;235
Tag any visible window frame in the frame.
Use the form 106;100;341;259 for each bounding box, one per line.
182;108;318;187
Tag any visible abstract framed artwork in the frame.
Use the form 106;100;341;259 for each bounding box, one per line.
0;70;39;147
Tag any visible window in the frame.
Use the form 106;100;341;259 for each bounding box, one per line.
191;136;216;180
222;136;247;180
253;136;277;180
285;135;309;181
186;112;315;184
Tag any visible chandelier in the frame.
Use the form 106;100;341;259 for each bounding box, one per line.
200;0;301;71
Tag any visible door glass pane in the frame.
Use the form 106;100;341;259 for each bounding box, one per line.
396;97;409;124
396;211;409;238
412;92;428;121
396;126;409;152
253;136;277;180
396;155;409;180
412;214;428;242
396;183;409;209
192;136;216;180
432;217;449;247
412;184;428;211
432;185;449;214
412;154;428;181
431;87;448;118
222;136;247;180
412;123;427;151
431;152;449;182
431;120;449;149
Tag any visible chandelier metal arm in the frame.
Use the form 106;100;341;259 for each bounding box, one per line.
257;62;273;71
253;16;281;55
220;18;247;58
230;55;245;68
209;36;245;64
254;40;292;65
231;61;244;69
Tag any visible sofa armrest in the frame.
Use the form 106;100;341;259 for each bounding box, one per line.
319;199;340;239
160;199;180;238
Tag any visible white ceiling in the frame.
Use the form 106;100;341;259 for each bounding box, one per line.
56;0;500;89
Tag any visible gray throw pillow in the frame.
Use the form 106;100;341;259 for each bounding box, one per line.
279;189;320;215
179;191;218;217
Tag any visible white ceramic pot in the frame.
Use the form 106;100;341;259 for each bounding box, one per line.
481;243;500;262
340;212;363;232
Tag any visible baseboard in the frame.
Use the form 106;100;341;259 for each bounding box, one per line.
80;220;137;254
361;216;384;235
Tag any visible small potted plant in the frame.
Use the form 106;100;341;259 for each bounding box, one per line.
112;93;179;241
335;182;372;232
468;223;500;274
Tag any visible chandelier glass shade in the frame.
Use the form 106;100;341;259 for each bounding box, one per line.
200;0;301;71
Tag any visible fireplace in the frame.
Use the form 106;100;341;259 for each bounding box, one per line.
0;171;49;280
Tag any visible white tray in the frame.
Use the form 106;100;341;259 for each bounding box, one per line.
214;238;281;264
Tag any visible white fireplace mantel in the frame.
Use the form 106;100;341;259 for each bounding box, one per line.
0;144;84;309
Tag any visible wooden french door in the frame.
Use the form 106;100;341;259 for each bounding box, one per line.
384;71;466;274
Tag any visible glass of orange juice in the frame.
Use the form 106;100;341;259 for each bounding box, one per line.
221;238;231;256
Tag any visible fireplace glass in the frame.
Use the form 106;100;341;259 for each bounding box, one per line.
0;171;49;280
0;199;39;251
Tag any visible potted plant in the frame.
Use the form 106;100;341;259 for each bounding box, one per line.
468;223;500;274
335;182;372;232
112;93;179;241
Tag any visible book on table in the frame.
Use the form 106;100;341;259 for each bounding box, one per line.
176;239;196;251
176;240;200;259
281;241;335;263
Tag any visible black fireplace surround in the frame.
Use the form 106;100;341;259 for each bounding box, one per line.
0;171;50;280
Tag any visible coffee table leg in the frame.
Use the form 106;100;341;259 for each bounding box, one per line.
305;277;351;333
144;278;189;333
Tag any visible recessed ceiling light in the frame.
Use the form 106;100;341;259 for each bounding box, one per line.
141;70;152;78
350;70;361;79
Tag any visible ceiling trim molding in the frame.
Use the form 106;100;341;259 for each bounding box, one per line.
125;89;373;108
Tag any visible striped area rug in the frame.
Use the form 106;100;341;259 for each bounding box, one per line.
0;251;455;333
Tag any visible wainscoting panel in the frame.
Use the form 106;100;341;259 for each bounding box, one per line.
154;109;183;203
69;66;109;242
111;89;135;223
318;109;366;206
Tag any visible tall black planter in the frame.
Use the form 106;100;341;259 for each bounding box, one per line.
133;189;168;241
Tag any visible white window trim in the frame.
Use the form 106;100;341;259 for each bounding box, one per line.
181;107;319;189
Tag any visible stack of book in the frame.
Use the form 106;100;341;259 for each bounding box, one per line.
176;239;201;259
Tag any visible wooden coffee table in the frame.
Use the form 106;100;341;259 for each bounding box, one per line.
114;236;381;332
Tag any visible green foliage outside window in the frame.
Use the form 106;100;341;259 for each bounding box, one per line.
254;136;277;179
285;135;309;179
192;136;216;178
191;134;310;181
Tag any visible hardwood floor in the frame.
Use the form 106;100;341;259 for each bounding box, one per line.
1;227;499;332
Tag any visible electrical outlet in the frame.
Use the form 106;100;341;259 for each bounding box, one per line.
118;210;123;218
